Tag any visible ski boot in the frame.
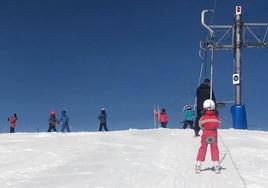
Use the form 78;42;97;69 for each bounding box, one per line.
214;165;221;174
213;161;221;174
195;164;201;174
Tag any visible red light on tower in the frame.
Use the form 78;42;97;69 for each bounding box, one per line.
236;6;241;15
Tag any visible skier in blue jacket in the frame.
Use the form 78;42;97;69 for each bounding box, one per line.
183;106;195;129
59;110;71;132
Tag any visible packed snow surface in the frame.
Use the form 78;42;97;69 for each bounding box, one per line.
0;128;268;188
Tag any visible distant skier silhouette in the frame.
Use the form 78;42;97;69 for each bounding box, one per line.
59;110;71;132
48;111;59;132
8;113;18;133
159;108;168;128
99;108;108;131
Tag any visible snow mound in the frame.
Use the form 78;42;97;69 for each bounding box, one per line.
0;129;268;188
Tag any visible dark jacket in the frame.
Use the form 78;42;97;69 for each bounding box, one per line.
99;112;106;124
196;83;216;111
49;116;58;126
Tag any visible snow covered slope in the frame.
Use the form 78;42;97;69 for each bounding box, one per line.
0;129;268;188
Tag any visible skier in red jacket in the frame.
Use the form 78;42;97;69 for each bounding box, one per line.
8;113;18;133
195;99;221;174
159;109;168;128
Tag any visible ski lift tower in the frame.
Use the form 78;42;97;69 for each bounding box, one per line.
201;6;268;129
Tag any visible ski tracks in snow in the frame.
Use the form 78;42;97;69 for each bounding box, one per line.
0;129;267;188
169;129;245;188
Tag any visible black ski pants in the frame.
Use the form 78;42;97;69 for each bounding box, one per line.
183;120;194;129
48;126;57;132
161;122;167;128
99;123;108;131
10;127;15;133
194;110;202;136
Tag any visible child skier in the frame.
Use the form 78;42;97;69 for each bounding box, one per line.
59;110;71;132
48;111;59;132
195;99;221;174
159;108;168;128
182;106;195;129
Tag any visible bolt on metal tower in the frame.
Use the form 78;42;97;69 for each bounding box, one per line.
200;6;268;129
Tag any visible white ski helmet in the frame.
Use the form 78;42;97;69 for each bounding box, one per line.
203;99;215;110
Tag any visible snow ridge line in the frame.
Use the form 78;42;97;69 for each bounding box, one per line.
219;133;247;188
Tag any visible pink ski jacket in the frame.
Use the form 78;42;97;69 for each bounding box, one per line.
9;116;17;128
160;113;168;123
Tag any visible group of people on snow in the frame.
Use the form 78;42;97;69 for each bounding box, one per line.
6;78;215;137
156;78;216;137
184;78;220;173
47;110;71;132
5;78;220;173
47;109;109;132
180;78;217;135
5;78;215;133
181;78;220;173
7;111;72;133
6;109;108;133
155;78;220;173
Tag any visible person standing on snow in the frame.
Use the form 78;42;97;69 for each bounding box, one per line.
99;108;108;131
48;111;59;132
182;106;195;129
59;110;71;132
194;78;216;137
195;99;221;174
8;113;18;133
159;108;168;128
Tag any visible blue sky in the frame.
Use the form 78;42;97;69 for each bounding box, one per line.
0;0;267;132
